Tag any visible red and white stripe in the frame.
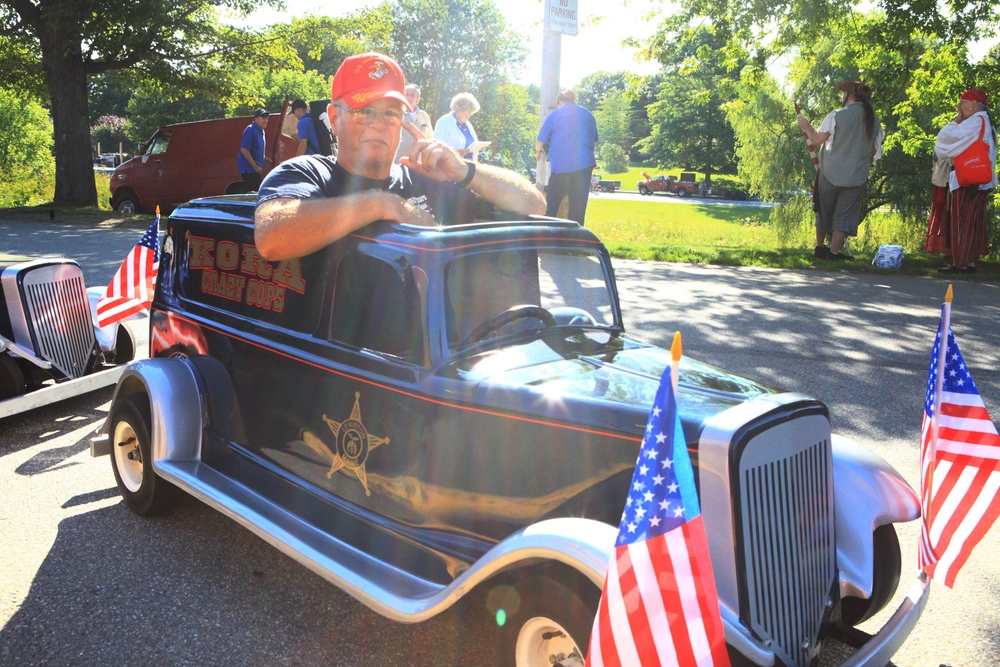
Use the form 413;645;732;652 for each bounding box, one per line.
96;239;158;328
919;391;1000;587
587;517;729;667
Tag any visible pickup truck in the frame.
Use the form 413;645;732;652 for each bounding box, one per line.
590;174;621;192
638;171;705;197
92;195;928;667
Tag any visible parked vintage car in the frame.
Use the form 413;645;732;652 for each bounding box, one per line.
1;257;145;418
92;195;928;666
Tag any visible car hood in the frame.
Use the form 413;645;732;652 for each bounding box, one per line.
451;333;778;435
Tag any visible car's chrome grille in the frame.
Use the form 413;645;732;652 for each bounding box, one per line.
739;437;835;667
23;270;94;379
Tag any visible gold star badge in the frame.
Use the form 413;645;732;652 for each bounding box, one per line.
301;392;389;496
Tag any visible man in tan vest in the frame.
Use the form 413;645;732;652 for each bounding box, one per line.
797;81;883;261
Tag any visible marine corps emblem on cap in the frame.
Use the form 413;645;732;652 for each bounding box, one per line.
369;61;389;80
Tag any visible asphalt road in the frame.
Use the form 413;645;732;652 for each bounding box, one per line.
2;215;999;666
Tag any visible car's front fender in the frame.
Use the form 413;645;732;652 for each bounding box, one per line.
832;433;920;599
99;357;206;467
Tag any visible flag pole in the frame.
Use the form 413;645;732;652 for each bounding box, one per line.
671;331;682;392
794;101;820;173
925;284;953;562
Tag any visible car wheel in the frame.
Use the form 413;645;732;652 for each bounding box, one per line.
109;394;180;515
638;185;648;195
114;193;140;214
0;355;26;399
677;188;687;197
491;567;599;667
840;524;901;625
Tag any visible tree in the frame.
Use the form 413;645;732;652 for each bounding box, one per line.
675;0;998;67
0;0;289;207
286;9;393;76
594;89;633;155
92;115;129;156
88;72;135;122
0;87;54;207
391;0;527;119
600;143;629;174
576;71;628;110
470;82;537;174
638;23;742;181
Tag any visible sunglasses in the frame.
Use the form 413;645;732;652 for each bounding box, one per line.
333;104;403;127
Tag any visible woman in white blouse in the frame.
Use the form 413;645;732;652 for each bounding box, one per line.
931;88;997;274
434;93;481;162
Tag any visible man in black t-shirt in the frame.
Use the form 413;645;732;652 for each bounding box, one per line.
255;52;545;261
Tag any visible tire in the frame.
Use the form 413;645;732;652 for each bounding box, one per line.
114;192;140;214
0;354;26;399
638;185;648;195
677;188;687;197
490;566;599;667
109;394;180;515
840;524;901;625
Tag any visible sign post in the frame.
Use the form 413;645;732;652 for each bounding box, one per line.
537;0;579;189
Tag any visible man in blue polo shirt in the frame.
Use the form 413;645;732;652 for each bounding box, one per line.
238;108;268;191
291;99;320;156
535;90;598;225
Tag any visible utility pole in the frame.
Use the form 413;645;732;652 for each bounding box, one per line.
536;0;578;189
537;27;561;188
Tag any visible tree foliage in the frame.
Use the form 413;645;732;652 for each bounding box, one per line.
0;87;52;172
92;115;129;156
286;8;394;76
0;0;293;206
638;22;742;179
600;143;629;174
594;89;634;155
391;0;527;119
0;87;54;207
576;71;629;110
471;82;537;174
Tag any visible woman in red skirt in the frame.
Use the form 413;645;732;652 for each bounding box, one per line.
931;88;997;274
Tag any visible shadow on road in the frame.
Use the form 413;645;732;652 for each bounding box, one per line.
0;495;497;665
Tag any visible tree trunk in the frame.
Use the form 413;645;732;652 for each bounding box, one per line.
38;24;97;207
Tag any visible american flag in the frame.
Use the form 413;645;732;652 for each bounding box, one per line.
587;367;729;667
96;213;160;328
918;309;1000;588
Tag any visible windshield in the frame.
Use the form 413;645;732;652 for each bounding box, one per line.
445;247;616;348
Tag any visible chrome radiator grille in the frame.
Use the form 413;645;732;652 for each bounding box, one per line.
738;436;836;667
22;267;95;379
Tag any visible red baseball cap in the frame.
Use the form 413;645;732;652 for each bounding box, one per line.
330;52;412;111
960;88;990;107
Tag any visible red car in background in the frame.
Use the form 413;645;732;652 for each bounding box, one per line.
637;171;705;197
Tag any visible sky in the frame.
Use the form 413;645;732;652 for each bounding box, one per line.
241;0;662;89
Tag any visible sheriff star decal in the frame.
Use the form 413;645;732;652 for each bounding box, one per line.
301;392;388;497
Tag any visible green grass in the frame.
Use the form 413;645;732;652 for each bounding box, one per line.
585;198;996;279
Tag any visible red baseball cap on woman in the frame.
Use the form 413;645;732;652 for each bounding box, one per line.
330;52;412;111
960;88;990;107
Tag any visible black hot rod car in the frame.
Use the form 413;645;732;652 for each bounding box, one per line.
92;195;928;667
